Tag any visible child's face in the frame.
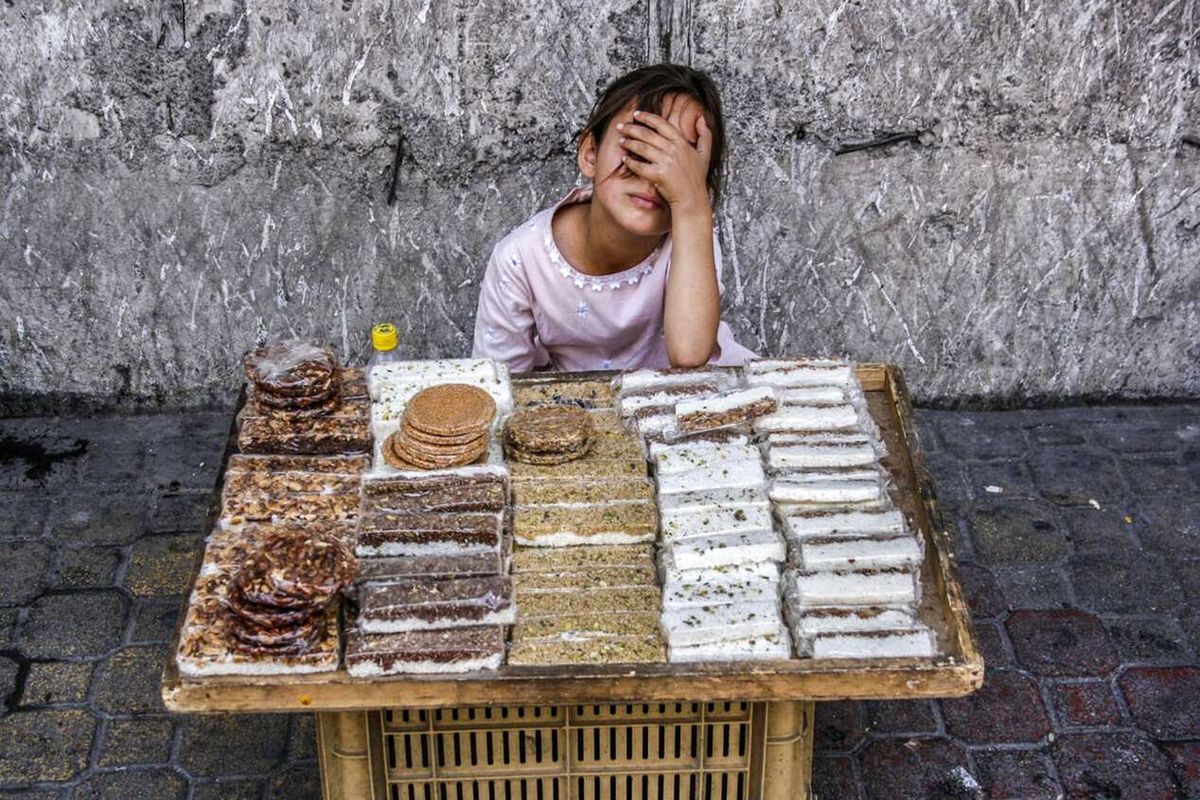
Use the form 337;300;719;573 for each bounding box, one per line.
579;94;706;239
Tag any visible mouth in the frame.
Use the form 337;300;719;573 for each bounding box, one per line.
629;192;664;211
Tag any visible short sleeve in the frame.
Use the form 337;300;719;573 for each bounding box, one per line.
713;230;726;295
471;246;542;373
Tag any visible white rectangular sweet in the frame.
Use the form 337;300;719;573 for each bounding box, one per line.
786;568;920;608
781;509;907;541
657;485;768;513
661;559;781;590
796;535;923;572
663;573;780;609
769;478;885;505
666;529;785;571
668;626;792;662
661;502;773;541
791;606;922;638
635;412;677;438
768;432;872;448
808;629;936;659
746;367;854;389
618;387;719;418
662;601;784;647
675;386;776;421
655;460;765;495
768;443;878;470
753;405;860;432
778;386;848;405
618;368;738;395
369;359;497;399
652;441;760;475
745;358;848;374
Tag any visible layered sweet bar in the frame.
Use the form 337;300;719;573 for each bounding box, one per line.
507;542;666;665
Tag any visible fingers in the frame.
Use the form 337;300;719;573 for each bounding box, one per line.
619;136;660;163
630;110;686;143
616;120;671;152
695;116;712;159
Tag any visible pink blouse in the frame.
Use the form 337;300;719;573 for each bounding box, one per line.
471;187;756;373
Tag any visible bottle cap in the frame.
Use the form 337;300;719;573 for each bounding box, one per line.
372;323;398;352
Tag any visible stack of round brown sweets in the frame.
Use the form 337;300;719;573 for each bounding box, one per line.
504;404;595;464
225;529;357;655
243;340;341;417
383;384;496;470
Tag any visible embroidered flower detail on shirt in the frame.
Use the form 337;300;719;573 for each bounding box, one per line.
576;302;589;319
543;231;661;292
484;324;498;341
601;359;613;369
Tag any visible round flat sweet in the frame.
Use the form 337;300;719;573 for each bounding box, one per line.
505;436;593;465
234;530;357;606
397;429;488;461
391;430;489;470
404;384;496;437
228;616;324;651
244;340;338;398
255;378;340;411
505;404;594;454
402;417;487;447
227;584;320;628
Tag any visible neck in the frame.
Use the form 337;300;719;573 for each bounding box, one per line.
578;198;663;275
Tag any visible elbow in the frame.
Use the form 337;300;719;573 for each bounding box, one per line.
667;341;716;369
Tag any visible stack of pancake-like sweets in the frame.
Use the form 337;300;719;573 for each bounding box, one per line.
224;528;357;656
381;384;495;470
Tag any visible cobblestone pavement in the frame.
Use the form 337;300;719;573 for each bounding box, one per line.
0;404;1198;799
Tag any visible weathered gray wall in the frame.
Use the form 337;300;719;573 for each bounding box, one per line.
1;0;1198;407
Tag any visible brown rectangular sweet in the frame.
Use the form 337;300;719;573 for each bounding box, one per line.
222;471;362;496
345;626;504;676
356;512;502;551
356;576;514;632
509;477;654;506
219;491;360;523
507;635;666;665
356;551;504;582
361;474;506;513
513;502;658;543
511;544;654;573
508;457;646;480
238;415;371;455
513;380;615;409
587;430;646;460
512;564;657;592
226;454;371;474
517;586;660;617
511;612;662;640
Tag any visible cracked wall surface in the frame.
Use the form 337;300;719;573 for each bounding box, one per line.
1;0;1198;407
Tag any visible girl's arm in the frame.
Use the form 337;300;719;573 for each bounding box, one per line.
471;247;541;372
618;109;720;367
662;201;720;367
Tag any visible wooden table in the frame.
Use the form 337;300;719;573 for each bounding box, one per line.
162;364;982;800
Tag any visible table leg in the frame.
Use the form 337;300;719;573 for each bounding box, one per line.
762;701;814;800
316;710;374;800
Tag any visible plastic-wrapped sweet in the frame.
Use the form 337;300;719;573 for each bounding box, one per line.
752;404;860;433
662;572;781;609
785;567;921;608
243;340;338;397
660;502;773;541
662;601;785;648
794;534;924;572
768;473;887;506
357;575;514;633
654;459;766;495
674;386;778;434
651;439;759;475
663;528;785;571
346;626;505;676
780;509;907;542
615;367;739;397
667;627;792;662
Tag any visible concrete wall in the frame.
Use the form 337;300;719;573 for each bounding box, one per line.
1;0;1198;408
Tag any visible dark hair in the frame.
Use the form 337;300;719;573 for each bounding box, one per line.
577;64;727;206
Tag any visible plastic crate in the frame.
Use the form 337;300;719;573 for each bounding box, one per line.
315;702;812;800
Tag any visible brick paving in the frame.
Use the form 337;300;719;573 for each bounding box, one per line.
0;403;1197;798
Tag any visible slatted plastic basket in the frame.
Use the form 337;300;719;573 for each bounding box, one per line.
354;702;810;800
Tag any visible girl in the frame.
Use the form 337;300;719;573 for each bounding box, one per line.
471;64;755;372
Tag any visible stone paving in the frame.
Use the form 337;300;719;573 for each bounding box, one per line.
0;404;1197;799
